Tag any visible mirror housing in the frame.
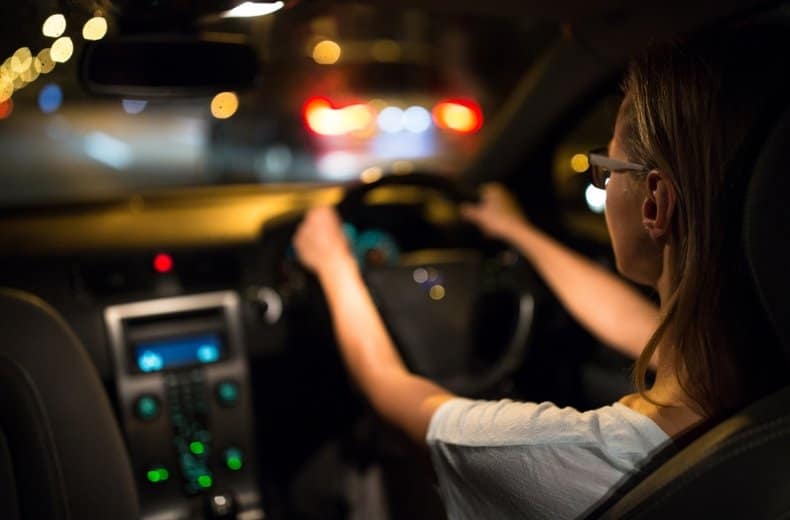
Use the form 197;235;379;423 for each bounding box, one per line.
80;36;258;98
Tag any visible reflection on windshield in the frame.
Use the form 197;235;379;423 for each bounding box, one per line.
0;2;555;206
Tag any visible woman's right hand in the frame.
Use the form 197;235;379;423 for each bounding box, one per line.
293;206;356;279
460;183;531;241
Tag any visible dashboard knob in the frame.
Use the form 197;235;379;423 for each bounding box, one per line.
216;380;240;407
247;286;282;324
204;491;236;519
134;394;161;421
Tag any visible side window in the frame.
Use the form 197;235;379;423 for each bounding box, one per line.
552;95;620;244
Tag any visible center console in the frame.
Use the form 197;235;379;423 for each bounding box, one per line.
105;291;263;519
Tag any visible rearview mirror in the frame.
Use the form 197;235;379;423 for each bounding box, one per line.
80;37;258;98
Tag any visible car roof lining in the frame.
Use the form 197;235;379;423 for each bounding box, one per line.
458;0;779;184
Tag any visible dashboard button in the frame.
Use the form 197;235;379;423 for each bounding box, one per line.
197;473;213;489
189;440;207;456
146;465;169;484
224;447;244;471
134;395;160;421
216;380;240;407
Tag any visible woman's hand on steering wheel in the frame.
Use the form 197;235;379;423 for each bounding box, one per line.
460;183;532;241
293;206;355;278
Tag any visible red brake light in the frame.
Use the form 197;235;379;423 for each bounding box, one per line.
302;97;373;136
432;98;483;134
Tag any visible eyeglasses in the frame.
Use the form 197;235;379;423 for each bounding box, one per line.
587;147;649;189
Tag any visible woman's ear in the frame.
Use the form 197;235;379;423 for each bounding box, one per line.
642;170;676;241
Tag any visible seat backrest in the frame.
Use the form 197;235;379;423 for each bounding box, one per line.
593;101;790;519
0;288;139;520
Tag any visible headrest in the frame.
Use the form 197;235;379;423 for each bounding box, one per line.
743;104;790;359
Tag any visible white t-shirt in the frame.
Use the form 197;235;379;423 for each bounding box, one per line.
426;398;670;520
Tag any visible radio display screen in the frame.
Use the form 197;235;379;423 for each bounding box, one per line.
133;333;225;373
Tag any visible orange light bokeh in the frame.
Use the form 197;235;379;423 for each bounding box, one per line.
432;99;483;134
0;98;13;120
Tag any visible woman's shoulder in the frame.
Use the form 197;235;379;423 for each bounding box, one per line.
427;397;669;452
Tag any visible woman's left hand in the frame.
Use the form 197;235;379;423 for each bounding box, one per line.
293;206;355;278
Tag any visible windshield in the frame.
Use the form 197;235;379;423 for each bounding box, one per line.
0;1;556;206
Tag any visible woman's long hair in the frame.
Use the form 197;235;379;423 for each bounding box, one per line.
621;25;790;419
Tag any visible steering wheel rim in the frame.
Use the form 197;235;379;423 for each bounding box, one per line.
336;172;537;396
337;171;480;221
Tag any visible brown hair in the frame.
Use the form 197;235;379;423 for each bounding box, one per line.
619;25;790;418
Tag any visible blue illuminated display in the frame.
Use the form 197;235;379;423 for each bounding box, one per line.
135;334;224;373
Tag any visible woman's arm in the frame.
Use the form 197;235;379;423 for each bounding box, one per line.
462;184;659;360
294;207;455;444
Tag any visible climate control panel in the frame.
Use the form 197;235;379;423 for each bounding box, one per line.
105;291;263;520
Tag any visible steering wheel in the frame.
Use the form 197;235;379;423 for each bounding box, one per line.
333;172;538;396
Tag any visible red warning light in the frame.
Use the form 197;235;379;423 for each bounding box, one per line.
153;253;174;274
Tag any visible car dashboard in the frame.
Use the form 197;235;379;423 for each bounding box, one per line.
0;182;512;519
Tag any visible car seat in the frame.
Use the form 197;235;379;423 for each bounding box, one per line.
0;288;139;519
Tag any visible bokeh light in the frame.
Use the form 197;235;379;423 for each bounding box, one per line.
38;84;63;113
122;99;147;115
222;1;284;18
37;49;56;73
211;92;239;119
11;48;32;73
51;37;74;63
0;59;15;82
0;77;12;102
82;17;108;41
378;106;404;133
0;99;13;120
360;166;383;184
42;14;67;38
585;184;606;214
312;40;341;65
432;99;483;133
21;64;40;83
570;153;590;173
303;98;373;136
429;284;446;301
403;106;432;133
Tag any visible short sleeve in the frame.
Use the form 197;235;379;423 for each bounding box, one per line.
425;398;670;520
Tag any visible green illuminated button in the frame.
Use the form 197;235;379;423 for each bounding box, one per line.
134;395;160;421
189;441;206;456
224;447;244;471
197;474;213;488
146;466;170;484
216;380;240;407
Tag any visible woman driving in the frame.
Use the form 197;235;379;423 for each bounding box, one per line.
292;25;789;519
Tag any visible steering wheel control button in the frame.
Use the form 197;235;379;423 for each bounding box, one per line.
146;466;170;484
216;380;240;407
224;447;244;471
135;395;160;421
